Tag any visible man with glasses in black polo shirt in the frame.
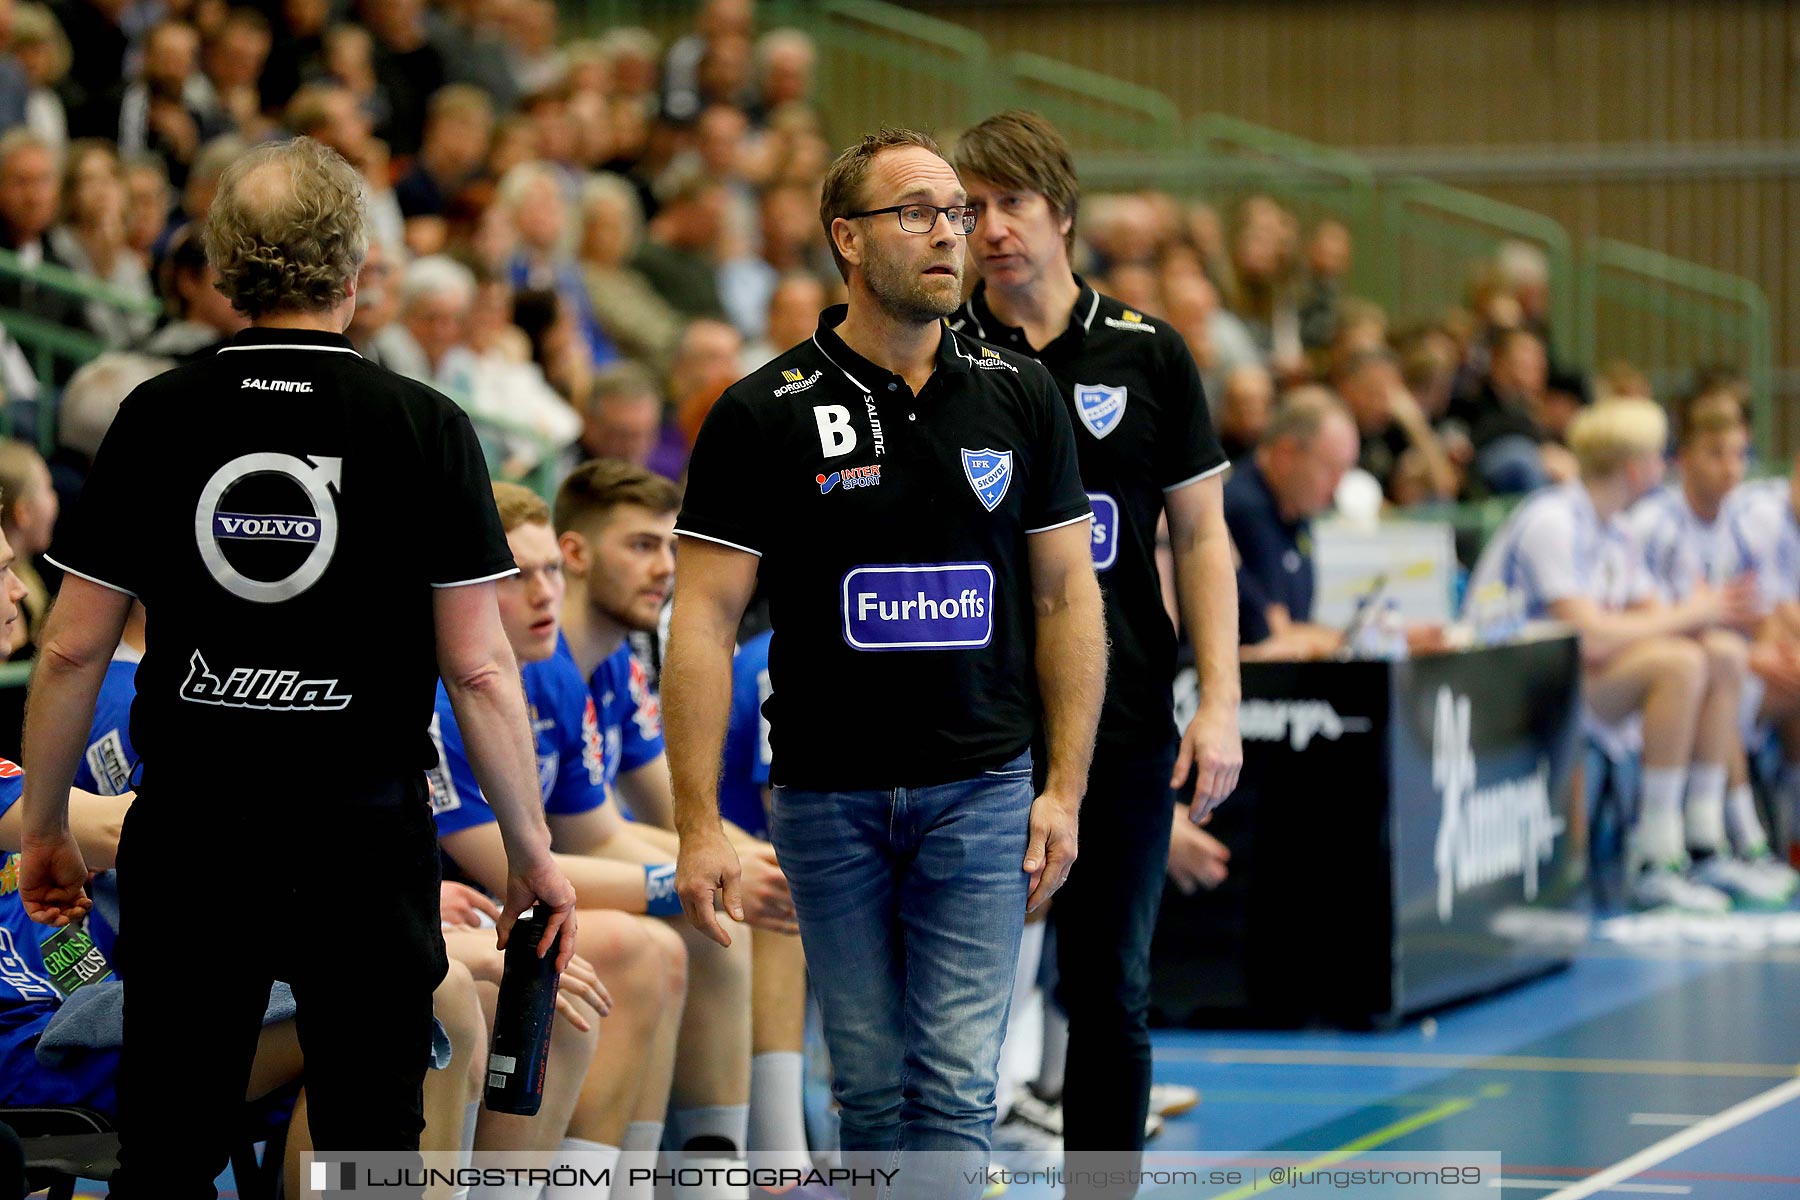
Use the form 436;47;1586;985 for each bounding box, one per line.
951;111;1242;1194
664;127;1106;1200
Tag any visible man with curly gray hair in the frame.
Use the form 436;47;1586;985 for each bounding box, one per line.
19;136;579;1197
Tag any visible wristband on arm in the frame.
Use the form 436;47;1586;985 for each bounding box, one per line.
644;862;682;916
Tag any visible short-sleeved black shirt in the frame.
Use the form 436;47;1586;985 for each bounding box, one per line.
1223;459;1315;636
48;327;517;788
677;305;1091;790
950;281;1228;748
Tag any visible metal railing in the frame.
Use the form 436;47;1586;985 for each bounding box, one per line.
1575;237;1776;451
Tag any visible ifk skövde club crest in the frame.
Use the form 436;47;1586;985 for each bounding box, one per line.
1074;383;1127;439
962;448;1013;512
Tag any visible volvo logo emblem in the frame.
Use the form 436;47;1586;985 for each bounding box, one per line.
194;452;342;603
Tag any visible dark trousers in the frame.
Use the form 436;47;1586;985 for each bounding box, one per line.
1048;738;1177;1194
107;776;447;1199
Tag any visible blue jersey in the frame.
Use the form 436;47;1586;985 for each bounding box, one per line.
588;643;665;800
0;762;119;1103
719;631;772;840
429;635;608;837
74;652;141;796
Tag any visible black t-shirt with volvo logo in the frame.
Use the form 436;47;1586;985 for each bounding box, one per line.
677;305;1091;790
48;326;517;788
951;280;1228;749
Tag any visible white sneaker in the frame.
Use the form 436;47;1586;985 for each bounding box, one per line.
983;1164;1009;1199
1006;1088;1063;1137
1149;1082;1200;1118
1693;854;1795;908
992;1110;1062;1153
1632;863;1731;913
1738;848;1800;900
1144;1112;1165;1140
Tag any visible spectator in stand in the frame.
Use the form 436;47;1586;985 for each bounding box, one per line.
344;237;402;364
748;28;812;126
578;359;665;471
116;20;223;190
396;84;494;252
755;180;833;281
321;21;390;135
149;131;245;262
119;153;170;264
1333;347;1456;503
662;315;740;477
359;0;444;156
199;7;273;141
48;139;155;348
579;171;683;372
521;80;586;188
500;158;619;369
259;0;328;113
633;163;728;320
1104;263;1162;319
502;0;563;101
1163;270;1261;416
1225;386;1359;660
1450;325;1576;495
1496;239;1555;353
1225;194;1304;380
54;0;129;140
662;0;752;124
0;128;86;332
139;221;246;360
1215;363;1273;465
740;271;822;369
12;3;69;155
602;24;659;117
0;0;33;132
1298;217;1352;352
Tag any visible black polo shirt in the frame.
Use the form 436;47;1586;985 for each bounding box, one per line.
1223;458;1315;642
950;281;1227;749
48;326;516;790
677;305;1091;790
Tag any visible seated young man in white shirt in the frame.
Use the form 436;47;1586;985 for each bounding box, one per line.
1626;396;1797;903
1467;398;1759;911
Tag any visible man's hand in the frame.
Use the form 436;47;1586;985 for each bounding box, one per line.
677;822;744;947
441;880;501;929
20;832;93;927
552;953;613;1033
498;853;578;973
1171;700;1242;820
1168;803;1231;894
1024;790;1079;914
736;841;798;934
1687;576;1761;632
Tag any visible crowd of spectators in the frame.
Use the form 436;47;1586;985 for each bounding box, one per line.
0;0;1691;509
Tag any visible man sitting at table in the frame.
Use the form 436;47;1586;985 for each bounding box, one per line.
1224;387;1360;661
1465;398;1760;912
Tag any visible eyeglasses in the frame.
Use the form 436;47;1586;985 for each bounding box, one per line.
845;203;977;235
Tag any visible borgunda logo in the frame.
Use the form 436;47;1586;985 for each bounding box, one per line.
1430;687;1562;921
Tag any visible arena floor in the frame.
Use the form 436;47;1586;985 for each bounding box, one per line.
983;906;1800;1200
53;910;1800;1199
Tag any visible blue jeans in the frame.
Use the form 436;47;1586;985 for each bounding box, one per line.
769;751;1034;1199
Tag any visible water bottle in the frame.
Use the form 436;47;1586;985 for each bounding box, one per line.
485;906;562;1116
1379;598;1409;661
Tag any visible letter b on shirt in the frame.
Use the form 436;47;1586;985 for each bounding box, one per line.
814;405;855;458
